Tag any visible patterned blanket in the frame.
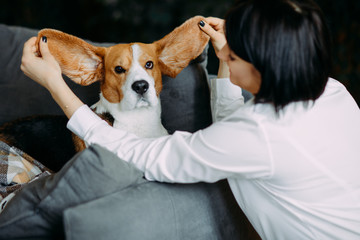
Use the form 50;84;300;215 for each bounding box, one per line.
0;141;52;212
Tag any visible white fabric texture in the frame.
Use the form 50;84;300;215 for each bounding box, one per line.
68;78;360;240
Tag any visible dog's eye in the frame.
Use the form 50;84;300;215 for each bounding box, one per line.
114;66;126;74
145;61;153;69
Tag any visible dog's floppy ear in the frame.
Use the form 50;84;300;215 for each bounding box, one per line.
36;29;106;86
154;16;210;78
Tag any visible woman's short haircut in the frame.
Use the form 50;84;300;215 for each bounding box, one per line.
225;0;332;111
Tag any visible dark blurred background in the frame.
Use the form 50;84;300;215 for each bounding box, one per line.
1;0;359;106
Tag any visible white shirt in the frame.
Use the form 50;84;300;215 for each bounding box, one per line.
68;78;360;240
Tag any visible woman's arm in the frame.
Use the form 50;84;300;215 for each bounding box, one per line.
210;78;244;122
68;105;272;183
199;18;244;122
21;37;84;119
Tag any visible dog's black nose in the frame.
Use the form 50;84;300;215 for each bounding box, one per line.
132;80;149;95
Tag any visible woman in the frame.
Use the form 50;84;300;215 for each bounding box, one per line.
19;0;360;239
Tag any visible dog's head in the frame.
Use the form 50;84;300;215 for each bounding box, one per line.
36;16;209;112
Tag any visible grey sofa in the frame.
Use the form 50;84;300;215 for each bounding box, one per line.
0;24;257;239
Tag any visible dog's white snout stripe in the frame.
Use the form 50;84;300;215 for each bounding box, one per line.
130;44;152;84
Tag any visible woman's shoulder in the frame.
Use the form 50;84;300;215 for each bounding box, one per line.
321;78;358;106
326;78;347;91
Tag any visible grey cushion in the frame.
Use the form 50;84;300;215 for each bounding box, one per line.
0;145;248;240
0;145;146;239
64;177;243;240
161;50;212;133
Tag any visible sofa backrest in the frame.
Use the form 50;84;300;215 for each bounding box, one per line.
0;24;212;134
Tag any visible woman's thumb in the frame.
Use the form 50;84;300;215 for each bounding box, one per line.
38;36;52;59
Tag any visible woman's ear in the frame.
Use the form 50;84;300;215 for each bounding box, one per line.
154;16;210;78
36;29;107;86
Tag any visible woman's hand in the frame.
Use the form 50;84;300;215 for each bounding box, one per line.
199;17;229;78
199;17;227;55
21;36;63;91
21;36;84;119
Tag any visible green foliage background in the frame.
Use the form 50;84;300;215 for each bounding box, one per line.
1;0;359;105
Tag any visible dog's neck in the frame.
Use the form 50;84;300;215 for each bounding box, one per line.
92;93;168;138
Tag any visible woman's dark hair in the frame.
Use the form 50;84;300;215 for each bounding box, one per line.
225;0;332;111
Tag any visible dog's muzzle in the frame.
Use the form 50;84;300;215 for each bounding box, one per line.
132;80;149;95
131;80;152;108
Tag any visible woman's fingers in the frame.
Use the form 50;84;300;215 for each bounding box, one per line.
23;36;37;50
204;17;225;30
21;37;38;74
199;20;219;39
21;37;37;61
199;17;227;53
20;36;62;90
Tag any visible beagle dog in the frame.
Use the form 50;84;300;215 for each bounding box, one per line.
0;16;209;171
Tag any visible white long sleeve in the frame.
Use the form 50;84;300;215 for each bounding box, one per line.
67;103;272;183
209;77;245;122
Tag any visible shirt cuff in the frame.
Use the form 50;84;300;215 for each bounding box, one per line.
210;78;245;121
210;78;243;100
67;105;103;139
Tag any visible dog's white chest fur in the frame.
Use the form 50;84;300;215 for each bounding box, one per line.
93;92;168;138
111;107;168;138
